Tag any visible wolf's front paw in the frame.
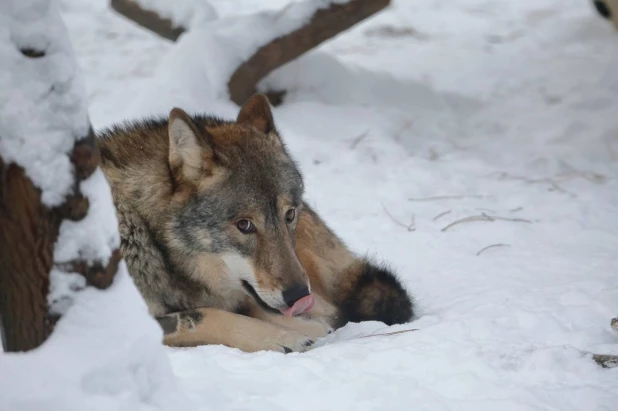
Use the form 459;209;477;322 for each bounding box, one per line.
271;315;332;341
296;317;333;339
269;329;314;353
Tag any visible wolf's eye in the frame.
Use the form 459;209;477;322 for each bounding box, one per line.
285;209;296;223
236;219;254;233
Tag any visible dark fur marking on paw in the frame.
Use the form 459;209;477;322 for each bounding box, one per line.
157;315;179;335
177;310;203;330
282;346;292;354
184;310;203;323
339;261;414;327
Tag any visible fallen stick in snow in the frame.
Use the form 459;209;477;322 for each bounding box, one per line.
432;210;452;221
110;0;185;41
381;203;415;232
476;243;511;256
441;213;533;232
357;328;419;339
409;194;485;202
349;130;370;150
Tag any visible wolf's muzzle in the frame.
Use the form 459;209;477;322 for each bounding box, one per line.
282;285;310;307
280;285;314;317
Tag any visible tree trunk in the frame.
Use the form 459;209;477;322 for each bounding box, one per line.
0;159;58;351
0;128;120;352
0;2;121;352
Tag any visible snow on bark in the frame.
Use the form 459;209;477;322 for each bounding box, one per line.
0;0;88;207
0;0;120;318
134;0;218;29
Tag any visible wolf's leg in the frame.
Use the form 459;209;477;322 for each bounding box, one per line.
157;307;314;353
295;204;414;328
244;297;334;340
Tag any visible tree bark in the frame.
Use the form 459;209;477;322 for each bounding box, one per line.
0;158;58;351
110;0;185;41
0;125;120;352
227;0;390;105
0;26;121;352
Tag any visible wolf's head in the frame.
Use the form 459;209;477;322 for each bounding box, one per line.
168;95;312;316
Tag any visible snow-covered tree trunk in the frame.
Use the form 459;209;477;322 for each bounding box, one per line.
0;0;121;352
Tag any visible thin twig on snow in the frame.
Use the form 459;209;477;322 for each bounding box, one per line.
409;194;484;202
441;213;533;232
476;243;511;256
357;328;419;339
432;210;452;221
349;130;369;150
381;203;415;232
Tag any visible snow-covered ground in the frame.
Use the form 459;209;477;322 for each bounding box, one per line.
4;0;618;409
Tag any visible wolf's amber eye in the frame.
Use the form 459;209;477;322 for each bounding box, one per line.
236;219;254;233
285;209;296;223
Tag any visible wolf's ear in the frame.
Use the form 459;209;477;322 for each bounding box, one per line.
236;94;275;134
168;108;213;181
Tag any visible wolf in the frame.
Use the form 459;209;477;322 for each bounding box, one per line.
97;94;414;353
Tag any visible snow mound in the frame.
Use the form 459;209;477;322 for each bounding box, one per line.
0;0;89;206
0;269;195;411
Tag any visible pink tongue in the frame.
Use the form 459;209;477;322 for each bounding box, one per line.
280;294;314;317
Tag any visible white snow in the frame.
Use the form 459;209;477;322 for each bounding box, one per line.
49;168;121;314
0;0;89;206
1;268;194;411
0;1;190;410
2;0;618;409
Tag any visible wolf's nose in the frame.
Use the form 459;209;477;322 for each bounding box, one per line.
282;285;310;307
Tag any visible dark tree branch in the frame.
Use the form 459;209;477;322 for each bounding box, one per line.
110;0;185;41
228;0;390;105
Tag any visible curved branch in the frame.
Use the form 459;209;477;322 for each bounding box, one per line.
228;0;390;105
